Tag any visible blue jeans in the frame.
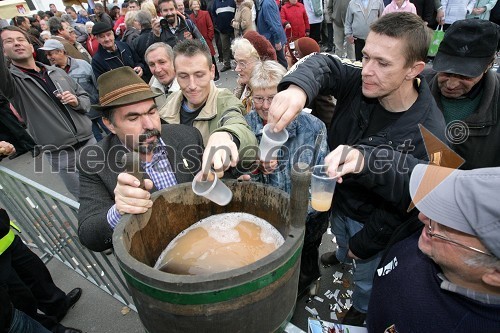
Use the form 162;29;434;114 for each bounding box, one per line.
331;211;382;313
8;309;51;333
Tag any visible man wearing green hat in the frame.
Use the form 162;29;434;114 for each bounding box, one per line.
77;66;204;252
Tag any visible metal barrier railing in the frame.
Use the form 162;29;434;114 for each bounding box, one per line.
0;166;136;311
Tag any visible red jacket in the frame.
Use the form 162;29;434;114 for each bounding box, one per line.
280;2;309;40
85;35;99;57
190;10;216;56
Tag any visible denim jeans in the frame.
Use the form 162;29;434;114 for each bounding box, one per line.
8;309;51;333
330;211;382;313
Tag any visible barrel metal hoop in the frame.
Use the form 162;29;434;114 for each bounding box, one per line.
121;246;302;305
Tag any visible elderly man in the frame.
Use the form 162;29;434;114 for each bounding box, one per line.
425;19;500;170
131;10;154;83
40;39;109;142
159;39;257;178
91;22;144;80
47;16;87;61
269;12;446;324
152;0;205;48
77;67;204;252
145;42;180;108
367;164;500;331
0;26;94;199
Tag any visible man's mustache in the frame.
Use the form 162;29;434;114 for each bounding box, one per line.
139;129;161;144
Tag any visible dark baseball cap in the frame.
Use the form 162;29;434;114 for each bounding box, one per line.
91;22;113;36
433;19;500;78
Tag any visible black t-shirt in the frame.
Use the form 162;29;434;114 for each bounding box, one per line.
363;104;406;138
180;100;204;126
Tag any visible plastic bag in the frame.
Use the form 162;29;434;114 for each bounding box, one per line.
428;25;444;57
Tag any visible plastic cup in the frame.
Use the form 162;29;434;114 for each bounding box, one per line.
192;170;233;206
53;89;67;104
258;124;289;162
310;165;337;212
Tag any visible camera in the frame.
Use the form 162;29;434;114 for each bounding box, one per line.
160;18;169;29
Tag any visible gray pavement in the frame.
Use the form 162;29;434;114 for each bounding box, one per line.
0;64;350;333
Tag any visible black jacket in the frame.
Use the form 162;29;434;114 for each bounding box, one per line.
152;17;205;48
278;54;447;259
77;124;204;252
428;69;500;170
132;28;155;83
91;40;144;80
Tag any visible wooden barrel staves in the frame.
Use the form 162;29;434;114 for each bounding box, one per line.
113;170;310;333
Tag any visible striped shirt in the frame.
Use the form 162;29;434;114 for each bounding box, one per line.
107;139;177;229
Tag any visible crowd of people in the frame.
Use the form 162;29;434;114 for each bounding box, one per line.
0;0;500;332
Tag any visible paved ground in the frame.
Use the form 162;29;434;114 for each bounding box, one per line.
0;61;357;333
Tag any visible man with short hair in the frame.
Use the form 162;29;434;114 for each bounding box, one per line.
145;42;180;108
65;6;88;24
367;164;500;331
152;0;205;48
49;3;65;18
77;66;204;252
40;39;108;142
91;22;144;80
159;39;257;178
0;26;94;199
47;16;87;61
128;0;141;11
269;12;446;324
132;10;154;82
93;3;114;27
426;19;500;170
61;13;88;44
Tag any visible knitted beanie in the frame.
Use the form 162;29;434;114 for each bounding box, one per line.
243;30;277;61
295;37;320;58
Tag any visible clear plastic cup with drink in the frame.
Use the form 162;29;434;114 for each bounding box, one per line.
192;169;233;206
310;165;337;212
258;124;289;162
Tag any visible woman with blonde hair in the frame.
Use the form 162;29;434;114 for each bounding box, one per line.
121;10;140;46
141;1;159;20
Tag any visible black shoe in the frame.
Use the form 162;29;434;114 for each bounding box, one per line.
342;306;366;326
103;248;113;255
66;288;82;309
324;47;333;52
220;65;231;72
320;251;340;266
62;328;82;333
55;325;83;333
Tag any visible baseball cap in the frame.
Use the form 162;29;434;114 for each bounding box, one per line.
92;22;113;35
432;19;500;77
409;164;500;258
39;39;65;51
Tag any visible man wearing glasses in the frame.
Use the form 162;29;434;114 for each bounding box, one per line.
367;164;500;332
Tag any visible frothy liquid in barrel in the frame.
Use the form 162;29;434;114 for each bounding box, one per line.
154;213;284;275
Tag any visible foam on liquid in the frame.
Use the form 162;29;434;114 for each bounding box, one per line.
154;213;284;275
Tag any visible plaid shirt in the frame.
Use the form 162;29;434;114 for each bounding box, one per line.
107;139;177;229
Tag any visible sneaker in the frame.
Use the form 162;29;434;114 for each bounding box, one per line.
342;306;366;326
320;251;340;266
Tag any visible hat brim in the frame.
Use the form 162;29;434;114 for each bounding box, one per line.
92;90;163;111
409;164;473;235
432;52;491;77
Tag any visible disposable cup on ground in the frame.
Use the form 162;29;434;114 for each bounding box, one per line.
192;170;233;206
258;124;289;162
310;164;337;212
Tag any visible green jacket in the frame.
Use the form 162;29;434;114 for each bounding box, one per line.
159;81;257;164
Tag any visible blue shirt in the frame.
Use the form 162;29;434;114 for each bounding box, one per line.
106;139;177;229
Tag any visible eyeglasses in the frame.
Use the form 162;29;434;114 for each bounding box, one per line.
252;95;274;105
235;60;255;70
427;220;493;257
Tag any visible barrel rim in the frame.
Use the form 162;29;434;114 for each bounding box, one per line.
112;182;304;288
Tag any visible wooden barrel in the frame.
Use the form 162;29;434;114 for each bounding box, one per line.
113;176;310;333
